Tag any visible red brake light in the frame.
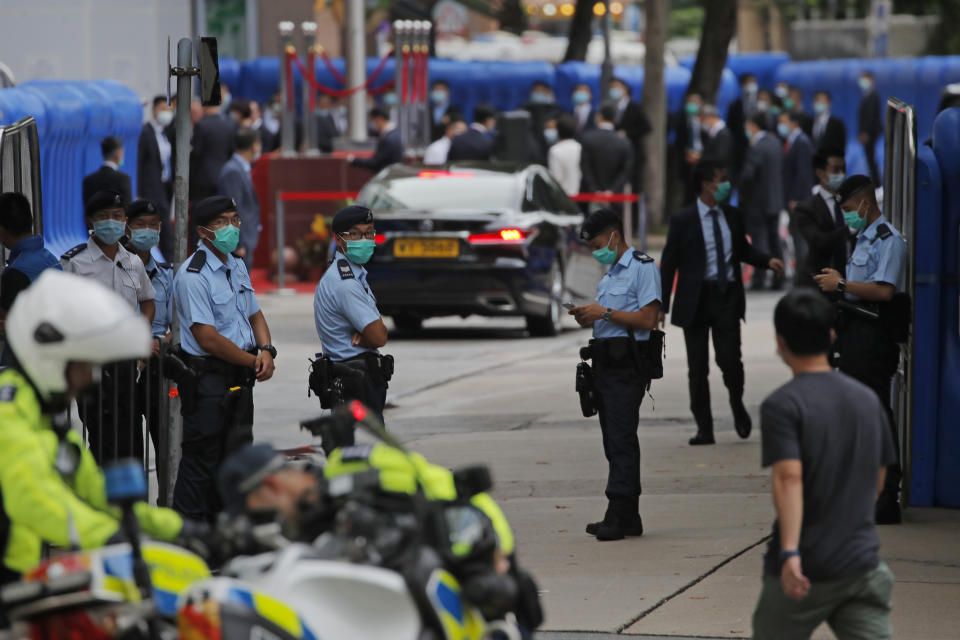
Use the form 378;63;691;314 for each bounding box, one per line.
374;233;386;245
351;401;367;421
467;228;531;245
417;170;475;178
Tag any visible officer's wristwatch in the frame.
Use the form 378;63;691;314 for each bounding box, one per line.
602;308;613;322
837;279;847;294
258;344;278;359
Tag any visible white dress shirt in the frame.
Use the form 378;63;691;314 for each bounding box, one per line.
548;138;582;196
150;119;172;182
423;137;452;166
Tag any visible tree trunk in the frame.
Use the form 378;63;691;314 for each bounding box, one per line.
498;0;528;35
643;0;669;227
687;0;739;102
563;0;595;62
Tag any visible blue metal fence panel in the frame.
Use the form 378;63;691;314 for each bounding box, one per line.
931;107;960;507
679;52;791;90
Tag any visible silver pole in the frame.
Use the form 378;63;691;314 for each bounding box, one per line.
164;37;193;506
346;0;368;143
301;21;319;156
274;193;295;295
600;1;613;98
394;20;407;154
420;21;432;153
278;21;296;155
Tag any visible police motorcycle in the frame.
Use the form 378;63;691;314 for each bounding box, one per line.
0;463;212;640
175;401;542;640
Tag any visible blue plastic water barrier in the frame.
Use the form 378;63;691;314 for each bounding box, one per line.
219;56;242;96
0;80;142;256
680;51;791;91
931;107;960;507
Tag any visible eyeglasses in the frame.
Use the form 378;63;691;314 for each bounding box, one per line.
208;217;242;229
339;230;377;241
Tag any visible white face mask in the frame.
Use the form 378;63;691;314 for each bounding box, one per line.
156;110;174;127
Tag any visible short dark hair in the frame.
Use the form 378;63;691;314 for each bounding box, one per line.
787;110;805;125
813;90;831;102
369;105;390;121
530;80;551;92
432;80;449;89
749;112;767;129
234;127;259;152
861;70;874;79
152;95;167;109
556;114;577;140
611;77;630;91
0;192;34;236
473;103;496;124
693;159;723;191
228;98;252;119
446;112;465;125
812;148;844;172
740;73;756;84
774;289;834;355
598;102;618;123
100;136;123;158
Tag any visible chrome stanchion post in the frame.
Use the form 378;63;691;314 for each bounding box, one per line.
301;21;319;156
274;192;295;295
278;21;297;156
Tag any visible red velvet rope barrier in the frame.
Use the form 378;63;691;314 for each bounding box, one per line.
401;46;410;104
307;48;316;112
318;48;346;85
286;48;394;98
417;46;428;102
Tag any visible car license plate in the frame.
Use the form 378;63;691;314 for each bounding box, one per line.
393;238;459;258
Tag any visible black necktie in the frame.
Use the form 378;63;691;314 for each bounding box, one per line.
709;209;728;292
833;199;844;228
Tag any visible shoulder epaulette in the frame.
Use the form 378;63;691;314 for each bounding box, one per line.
186;251;206;273
60;243;87;261
633;250;655;263
158;262;173;270
337;259;355;280
875;224;893;240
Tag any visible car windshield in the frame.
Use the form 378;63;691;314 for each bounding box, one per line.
357;174;521;212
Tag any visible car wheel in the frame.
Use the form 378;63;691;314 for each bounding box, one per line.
526;265;564;337
392;314;423;333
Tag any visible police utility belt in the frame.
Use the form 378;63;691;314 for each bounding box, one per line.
836;292;910;344
163;346;257;414
576;329;664;418
308;352;395;409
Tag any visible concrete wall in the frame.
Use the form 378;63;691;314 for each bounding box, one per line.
0;0;191;102
789;15;940;60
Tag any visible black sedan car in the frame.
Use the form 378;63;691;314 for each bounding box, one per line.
356;162;604;335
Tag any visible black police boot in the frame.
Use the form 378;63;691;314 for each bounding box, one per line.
689;431;716;445
875;492;902;525
586;502;616;536
732;400;752;439
594;514;644;541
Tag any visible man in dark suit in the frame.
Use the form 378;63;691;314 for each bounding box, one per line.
83;137;132;207
671;92;704;204
189;104;236;204
660;160;785;445
793;149;852;289
726;73;758;188
569;83;596;136
137;96;175;259
741;113;786;290
609;77;651;228
787;86;813;138
350;106;403;173
217;128;261;271
579;103;633;196
857;71;883;184
811;90;847;153
448;103;497;162
699;105;735;186
780;110;816;275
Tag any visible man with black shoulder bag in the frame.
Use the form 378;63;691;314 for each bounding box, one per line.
569;209;663;541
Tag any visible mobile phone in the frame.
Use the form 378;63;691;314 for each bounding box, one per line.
563;301;576;310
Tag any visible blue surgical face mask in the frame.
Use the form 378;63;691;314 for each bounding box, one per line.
713;181;732;202
383;93;397;106
684;101;700;116
745;127;754;140
858;77;872;92
756;100;770;112
543;128;558;144
530;92;552;105
592;233;619;265
783;98;795;110
777;122;791;138
342;238;376;264
430;89;448;104
813;101;828;115
608;86;625;101
844;208;867;232
92;219;126;245
775;86;788;98
827;172;846;191
203;224;240;254
572;89;590;105
129;228;160;252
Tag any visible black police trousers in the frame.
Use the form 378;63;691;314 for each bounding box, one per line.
360;372;388;425
592;362;648;517
173;369;254;521
836;317;901;495
78;361;143;466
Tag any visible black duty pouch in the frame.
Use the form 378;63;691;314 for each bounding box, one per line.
379;354;395;382
576;360;598;417
629;328;665;380
881;292;911;344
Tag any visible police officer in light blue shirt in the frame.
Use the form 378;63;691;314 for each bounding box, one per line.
171;195;276;521
314;205;390;421
570;208;662;541
814;174;907;524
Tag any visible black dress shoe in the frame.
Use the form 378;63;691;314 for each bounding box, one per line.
689;431;716;445
876;493;902;525
593;516;643;541
733;403;752;439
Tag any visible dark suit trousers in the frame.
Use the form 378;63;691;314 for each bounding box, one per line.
747;214;782;288
683;283;744;434
862;136;880;184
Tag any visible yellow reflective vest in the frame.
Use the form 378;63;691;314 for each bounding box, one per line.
0;368;183;578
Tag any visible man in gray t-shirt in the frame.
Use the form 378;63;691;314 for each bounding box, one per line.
753;290;897;640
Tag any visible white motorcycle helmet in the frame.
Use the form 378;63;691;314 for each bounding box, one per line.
5;270;152;407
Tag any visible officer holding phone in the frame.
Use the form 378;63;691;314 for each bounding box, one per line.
570;209;662;541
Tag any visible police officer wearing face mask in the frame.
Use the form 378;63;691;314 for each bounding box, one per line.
172;195;276;522
61;190;156;464
313;206;391;423
569;209;662;541
126;198;173;455
814;175;907;525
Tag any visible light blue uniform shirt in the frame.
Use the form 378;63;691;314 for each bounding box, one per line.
146;256;174;338
845;214;906;301
593;247;662;341
314;252;382;361
696;198;734;282
173;245;260;356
